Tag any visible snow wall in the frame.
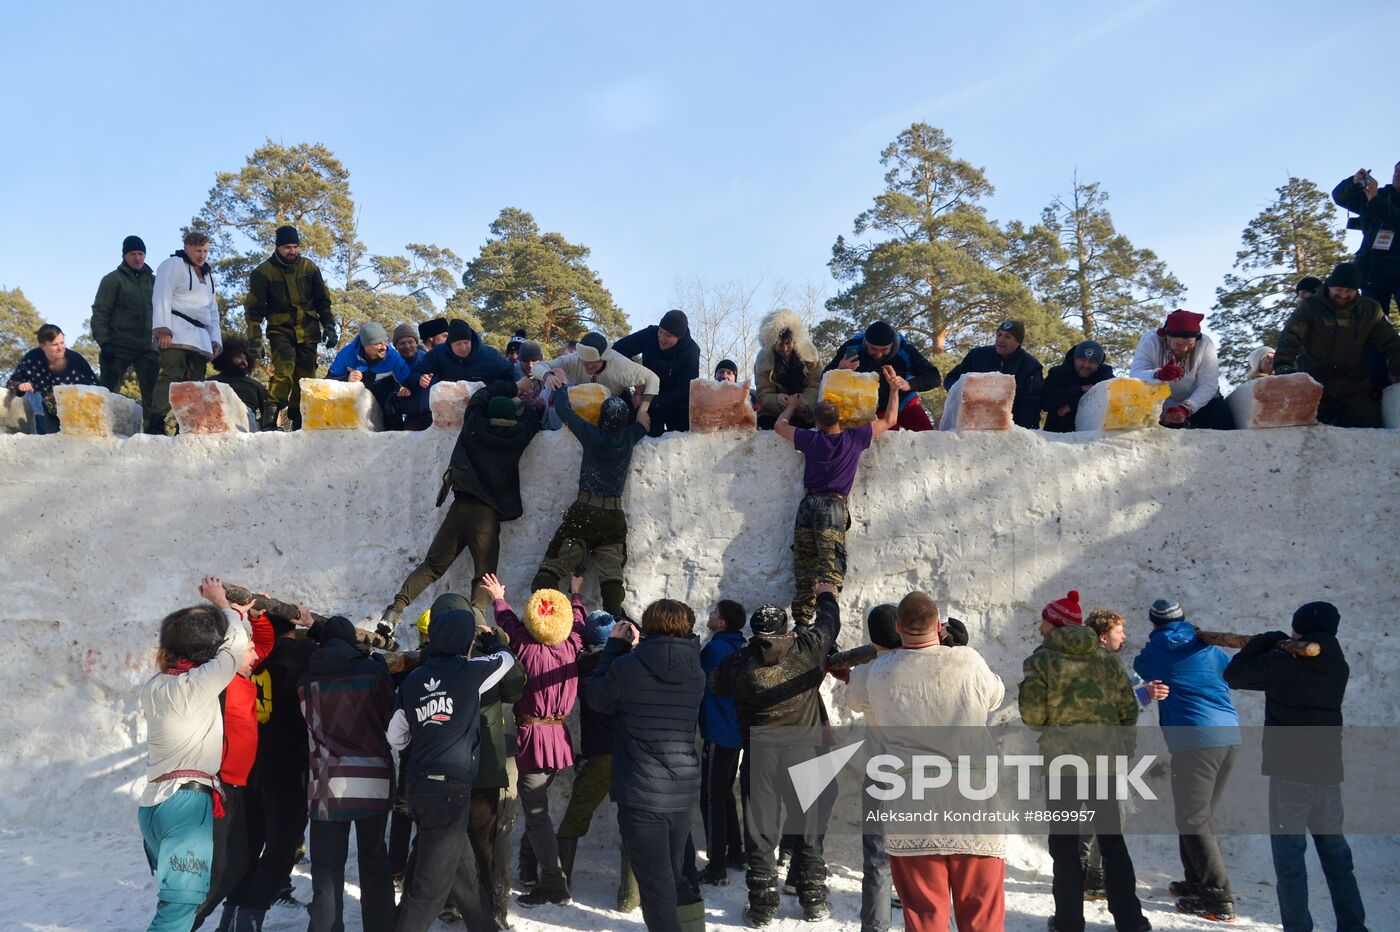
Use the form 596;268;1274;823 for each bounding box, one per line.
1;425;1397;830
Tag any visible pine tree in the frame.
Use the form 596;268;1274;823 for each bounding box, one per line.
1037;176;1186;362
1212;177;1348;379
826;123;1078;367
0;287;44;373
457;208;628;350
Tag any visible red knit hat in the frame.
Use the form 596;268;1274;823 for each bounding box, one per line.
1042;591;1083;627
1158;310;1204;338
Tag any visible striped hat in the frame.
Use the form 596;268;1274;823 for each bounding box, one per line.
1149;598;1184;625
1042;591;1083;627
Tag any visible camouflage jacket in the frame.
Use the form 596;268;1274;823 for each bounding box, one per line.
1018;625;1138;759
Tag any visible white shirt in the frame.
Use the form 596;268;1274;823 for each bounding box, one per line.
1128;331;1221;413
152;255;221;358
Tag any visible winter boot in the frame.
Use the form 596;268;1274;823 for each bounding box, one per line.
556;835;578;890
492;878;511;928
1168;879;1198;898
617;846;641;912
1177;893;1237;923
797;880;830;922
676;898;706;932
232;909;265;932
382;603;404;628
698;863;729;886
744;873;780;927
516;883;570;909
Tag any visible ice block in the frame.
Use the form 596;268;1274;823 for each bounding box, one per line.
429;381;484;432
939;373;1016;431
1075;377;1171;431
818;370;880;426
567;383;611;426
1383;384;1400;430
1227;373;1323;429
54;385;143;438
689;378;757;433
169;381;254;434
298;379;383;431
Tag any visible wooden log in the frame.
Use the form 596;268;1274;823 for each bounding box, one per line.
827;643;878;672
222;583;399;651
1198;630;1320;657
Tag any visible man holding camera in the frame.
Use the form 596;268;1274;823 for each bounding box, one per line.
1333;164;1400;318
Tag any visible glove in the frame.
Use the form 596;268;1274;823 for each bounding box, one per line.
323;323;339;348
941;617;969;647
1239;631;1291;657
475;628;505;656
1154;362;1184;382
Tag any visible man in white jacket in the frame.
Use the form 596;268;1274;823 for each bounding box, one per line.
151;231;221;433
138;576;251;932
532;332;660;431
1128;309;1234;430
847;592;1007;932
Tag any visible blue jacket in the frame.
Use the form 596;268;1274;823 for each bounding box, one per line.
395;349;431;414
327;340;411;386
413;332;516;386
1133;620;1241;751
699;630;745;749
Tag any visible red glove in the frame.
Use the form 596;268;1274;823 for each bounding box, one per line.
1161;405;1190;425
1154;362;1184;382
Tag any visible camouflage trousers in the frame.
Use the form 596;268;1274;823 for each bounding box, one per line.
791;493;849;624
267;334;320;425
532;498;628;615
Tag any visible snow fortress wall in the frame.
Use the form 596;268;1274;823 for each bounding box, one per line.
0;426;1396;828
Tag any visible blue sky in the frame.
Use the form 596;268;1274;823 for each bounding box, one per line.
2;0;1392;344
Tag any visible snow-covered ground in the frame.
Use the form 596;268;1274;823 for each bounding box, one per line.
0;424;1396;929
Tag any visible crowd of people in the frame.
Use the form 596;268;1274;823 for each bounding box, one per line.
8;163;1400;435
136;330;1371;932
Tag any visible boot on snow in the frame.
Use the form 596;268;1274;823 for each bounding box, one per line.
744;873;780;927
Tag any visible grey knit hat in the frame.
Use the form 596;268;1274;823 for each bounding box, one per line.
1149;598;1184;625
359;322;388;348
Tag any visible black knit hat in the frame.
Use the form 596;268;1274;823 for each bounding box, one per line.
750;604;790;636
122;235;146;255
1296;276;1323;295
1325;263;1361;290
998;320;1025;345
864;320;897;347
714;359;739;379
660;309;690;340
1292;601;1340;638
1072;340;1106;365
275;225;300;247
507;329;526;353
865;604;900;649
447;319;475;344
320;616;358;646
418;317;449;340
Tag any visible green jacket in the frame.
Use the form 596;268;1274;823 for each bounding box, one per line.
1019;625;1138;760
1275;292;1400;393
244;254;334;345
474;624;528;790
90;263;155;352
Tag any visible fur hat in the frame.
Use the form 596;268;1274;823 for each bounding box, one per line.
524;589;573;646
757;308;818;371
418;317;449;340
1246;345;1275;378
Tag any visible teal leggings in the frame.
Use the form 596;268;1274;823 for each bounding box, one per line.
139;789;214;931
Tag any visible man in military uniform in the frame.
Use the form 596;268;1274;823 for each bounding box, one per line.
244;225;336;429
91;234;160;423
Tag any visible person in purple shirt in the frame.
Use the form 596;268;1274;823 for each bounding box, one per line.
773;368;898;624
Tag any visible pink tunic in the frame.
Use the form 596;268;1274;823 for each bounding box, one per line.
495;596;585;772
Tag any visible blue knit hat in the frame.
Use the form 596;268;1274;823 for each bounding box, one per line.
584;610;615;646
1149;598;1184;626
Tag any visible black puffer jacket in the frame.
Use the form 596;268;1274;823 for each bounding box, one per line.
1041;347;1115;432
709;593;841;744
449;384;541;519
584;633;704;813
611;324;701;412
576;646;617;758
945;344;1045;429
1223;632;1350;784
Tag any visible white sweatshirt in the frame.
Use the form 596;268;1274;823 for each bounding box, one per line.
152;255;221;358
138;609;248;808
532;349;661;398
1128;332;1221;413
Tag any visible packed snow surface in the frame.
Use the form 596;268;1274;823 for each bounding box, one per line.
1;425;1396;930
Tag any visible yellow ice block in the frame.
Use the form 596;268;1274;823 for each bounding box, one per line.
1103;378;1170;430
298;379;383;431
818;369;880;426
54;385;143;437
567;383;610;425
